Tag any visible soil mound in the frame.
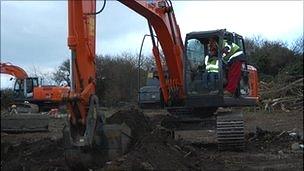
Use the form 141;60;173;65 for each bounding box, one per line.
1;138;68;171
104;127;198;170
107;109;153;144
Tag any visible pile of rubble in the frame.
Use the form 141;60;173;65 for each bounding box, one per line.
247;127;304;153
259;78;303;112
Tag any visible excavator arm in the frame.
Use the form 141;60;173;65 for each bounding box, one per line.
0;62;28;79
67;0;97;127
67;0;185;131
65;0;186;167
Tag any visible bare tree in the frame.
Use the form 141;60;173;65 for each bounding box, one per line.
29;65;55;85
52;59;70;86
291;35;304;55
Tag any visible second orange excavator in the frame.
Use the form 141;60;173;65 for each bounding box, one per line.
0;62;69;112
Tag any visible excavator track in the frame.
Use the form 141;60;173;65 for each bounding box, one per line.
216;111;245;151
164;107;245;151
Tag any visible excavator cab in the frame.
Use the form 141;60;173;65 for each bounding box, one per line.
162;30;259;151
13;77;39;99
184;29;258;109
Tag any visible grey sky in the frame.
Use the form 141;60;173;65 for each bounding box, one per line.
1;1;303;88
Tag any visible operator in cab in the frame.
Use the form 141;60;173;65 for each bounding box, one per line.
203;38;219;94
222;39;246;96
204;38;219;93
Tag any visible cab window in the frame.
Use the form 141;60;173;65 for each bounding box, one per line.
14;79;23;91
33;78;39;87
186;39;205;70
26;79;33;93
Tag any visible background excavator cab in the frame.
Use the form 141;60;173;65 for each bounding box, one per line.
13;77;39;99
138;67;161;108
184;29;258;109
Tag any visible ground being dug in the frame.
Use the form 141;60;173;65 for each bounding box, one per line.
1;108;303;171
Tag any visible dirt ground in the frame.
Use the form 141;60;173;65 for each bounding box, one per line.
1;108;303;171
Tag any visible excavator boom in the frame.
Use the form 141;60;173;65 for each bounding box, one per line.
0;62;28;79
67;0;96;125
66;0;186;128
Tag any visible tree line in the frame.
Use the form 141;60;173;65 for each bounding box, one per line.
53;36;303;106
245;36;303;81
52;52;154;106
1;36;303;109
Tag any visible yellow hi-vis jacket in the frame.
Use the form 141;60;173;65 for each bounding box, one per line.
223;41;244;64
205;55;219;73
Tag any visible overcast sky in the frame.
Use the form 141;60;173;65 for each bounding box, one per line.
1;1;303;88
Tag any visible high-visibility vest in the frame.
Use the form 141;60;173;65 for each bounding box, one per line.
205;55;219;73
223;41;244;63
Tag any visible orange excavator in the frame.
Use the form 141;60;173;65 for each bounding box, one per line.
1;62;69;132
0;62;69;112
63;0;259;168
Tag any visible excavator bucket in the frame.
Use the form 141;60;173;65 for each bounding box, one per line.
63;122;131;169
1;113;49;132
63;96;133;169
63;109;152;170
102;123;131;159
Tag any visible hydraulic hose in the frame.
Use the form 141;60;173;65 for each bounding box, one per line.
86;0;106;15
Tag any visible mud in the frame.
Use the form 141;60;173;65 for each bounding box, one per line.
1;138;67;171
1;117;67;171
1;109;303;171
106;109;153;145
104;127;198;171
